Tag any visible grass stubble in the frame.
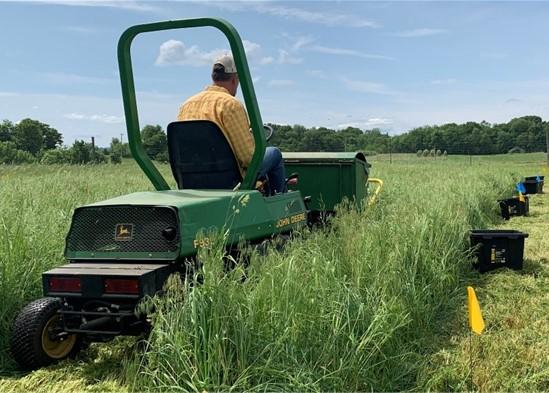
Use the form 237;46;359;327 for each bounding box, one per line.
0;153;547;392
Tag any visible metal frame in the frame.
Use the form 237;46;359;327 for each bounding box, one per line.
117;18;266;191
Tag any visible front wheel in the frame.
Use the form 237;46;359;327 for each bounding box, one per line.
10;297;82;370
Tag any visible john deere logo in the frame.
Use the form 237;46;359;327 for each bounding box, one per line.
115;224;133;241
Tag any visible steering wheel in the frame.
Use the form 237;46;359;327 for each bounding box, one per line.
263;124;274;142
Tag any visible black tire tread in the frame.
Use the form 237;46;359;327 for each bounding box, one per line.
10;297;79;370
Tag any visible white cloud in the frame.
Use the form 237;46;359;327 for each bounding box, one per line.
64;113;123;124
341;77;397;95
155;39;267;67
30;0;160;12
277;49;302;64
0;91;18;97
242;39;260;56
310;45;394;60
431;78;457;85
291;36;315;52
155;40;225;67
252;76;262;84
392;28;448;38
337;118;393;129
60;26;98;34
205;2;380;28
268;79;295;87
307;70;328;79
260;56;275;65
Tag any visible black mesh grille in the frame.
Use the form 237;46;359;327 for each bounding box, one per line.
66;206;179;255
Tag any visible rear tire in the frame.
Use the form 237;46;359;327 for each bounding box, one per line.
10;297;82;370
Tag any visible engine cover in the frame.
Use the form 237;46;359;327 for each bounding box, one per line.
65;205;180;261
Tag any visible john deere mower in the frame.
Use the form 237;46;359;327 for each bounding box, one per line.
10;18;373;370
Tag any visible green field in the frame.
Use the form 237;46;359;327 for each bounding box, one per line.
0;153;547;392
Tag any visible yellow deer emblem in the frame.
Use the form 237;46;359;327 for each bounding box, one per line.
115;224;133;241
118;226;130;236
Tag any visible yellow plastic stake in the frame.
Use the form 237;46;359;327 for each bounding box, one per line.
467;286;485;335
367;178;384;206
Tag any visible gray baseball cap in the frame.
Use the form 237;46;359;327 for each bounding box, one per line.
213;54;237;73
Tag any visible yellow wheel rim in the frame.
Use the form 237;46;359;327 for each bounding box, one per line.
41;315;77;359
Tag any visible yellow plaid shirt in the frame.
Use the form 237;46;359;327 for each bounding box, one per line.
177;85;255;176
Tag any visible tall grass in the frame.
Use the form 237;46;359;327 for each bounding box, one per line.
126;160;519;391
0;162;153;371
0;156;533;390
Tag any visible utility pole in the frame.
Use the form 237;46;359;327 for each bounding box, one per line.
546;127;549;167
91;136;96;160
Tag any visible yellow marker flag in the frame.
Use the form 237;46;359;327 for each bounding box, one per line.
467;286;485;335
518;192;525;203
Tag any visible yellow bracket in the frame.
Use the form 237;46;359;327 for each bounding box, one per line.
367;178;384;206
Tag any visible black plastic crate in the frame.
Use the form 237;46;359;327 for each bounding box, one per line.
521;180;539;194
498;196;529;220
470;230;528;273
525;176;544;193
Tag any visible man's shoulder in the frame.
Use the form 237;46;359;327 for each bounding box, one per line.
185;89;210;102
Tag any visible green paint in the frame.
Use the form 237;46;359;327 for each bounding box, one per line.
117;18;265;191
283;152;370;212
65;190;307;260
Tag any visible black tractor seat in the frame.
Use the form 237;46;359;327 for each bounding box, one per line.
167;120;243;190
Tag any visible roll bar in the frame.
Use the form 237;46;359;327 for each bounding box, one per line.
117;18;266;191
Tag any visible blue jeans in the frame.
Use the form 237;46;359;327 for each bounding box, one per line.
259;146;287;195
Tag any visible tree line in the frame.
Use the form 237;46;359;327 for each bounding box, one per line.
0;115;547;165
269;115;549;155
0;119;166;165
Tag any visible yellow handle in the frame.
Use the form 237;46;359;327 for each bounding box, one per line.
367;178;384;206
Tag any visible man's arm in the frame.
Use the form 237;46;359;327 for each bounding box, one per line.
222;100;255;169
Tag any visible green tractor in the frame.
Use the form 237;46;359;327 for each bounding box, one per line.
10;18;373;370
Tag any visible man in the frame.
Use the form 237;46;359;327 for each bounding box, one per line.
177;54;287;195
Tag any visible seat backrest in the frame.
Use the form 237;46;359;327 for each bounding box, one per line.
167;120;242;189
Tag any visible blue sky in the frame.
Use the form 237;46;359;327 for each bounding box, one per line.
1;1;549;146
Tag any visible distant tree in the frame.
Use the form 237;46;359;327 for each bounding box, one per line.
42;126;63;150
11;118;62;154
40;148;72;164
14;119;44;155
0;141;35;164
70;140;91;164
155;151;169;163
141;125;167;160
0;119;15;142
110;152;122;164
110;137;130;159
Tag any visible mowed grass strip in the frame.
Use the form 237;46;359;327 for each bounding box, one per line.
418;189;549;391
